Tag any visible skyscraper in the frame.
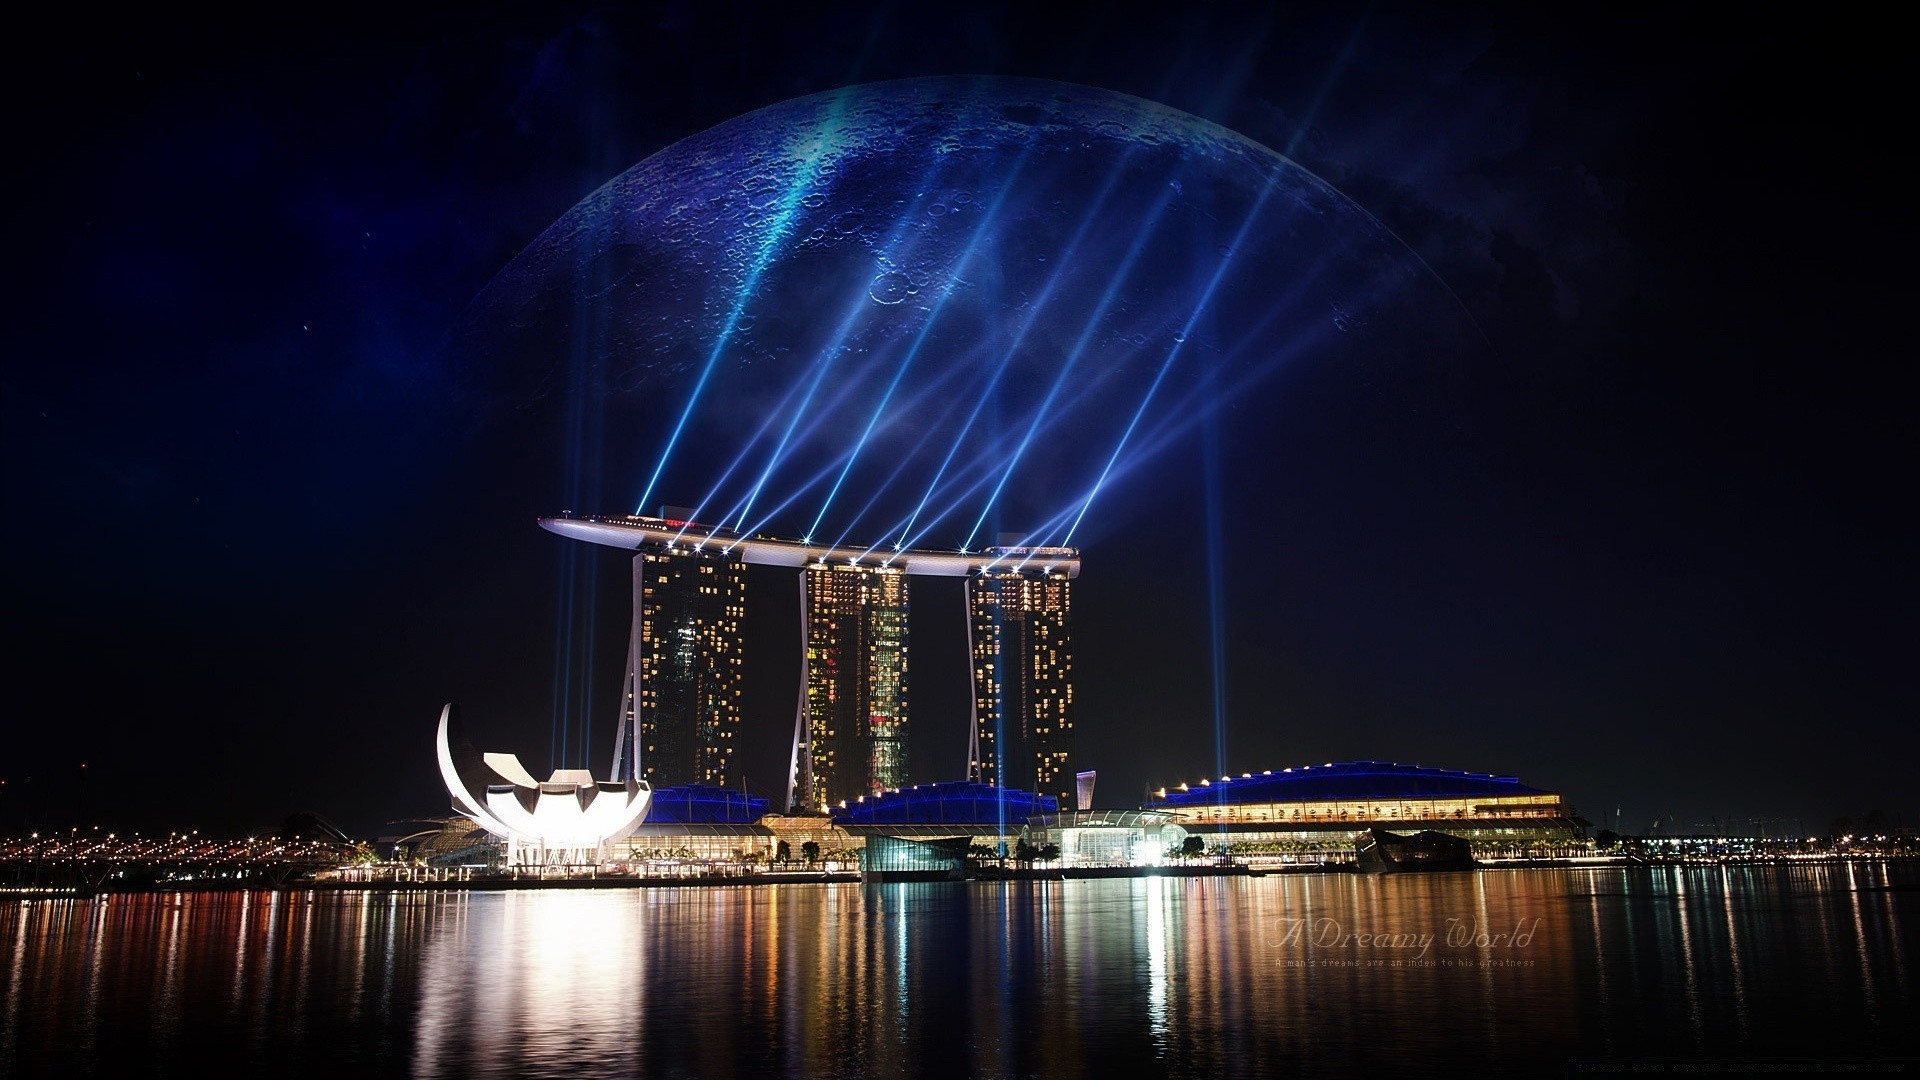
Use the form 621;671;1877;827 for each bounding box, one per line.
609;526;746;787
796;562;909;811
969;552;1075;808
540;513;1078;810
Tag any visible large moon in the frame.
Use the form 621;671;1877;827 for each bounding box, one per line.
459;75;1480;548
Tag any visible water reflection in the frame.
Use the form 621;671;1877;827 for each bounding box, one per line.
1145;875;1168;1047
414;892;650;1076
1;865;1914;1076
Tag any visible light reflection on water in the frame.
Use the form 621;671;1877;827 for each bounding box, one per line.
1;864;1914;1077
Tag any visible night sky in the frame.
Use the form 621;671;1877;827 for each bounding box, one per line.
3;3;1910;840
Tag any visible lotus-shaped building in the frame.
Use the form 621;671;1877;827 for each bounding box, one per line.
435;705;652;865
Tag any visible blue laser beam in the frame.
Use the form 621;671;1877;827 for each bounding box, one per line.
878;348;1149;557
701;86;1030;540
702;338;855;537
729;437;892;549
896;149;1149;548
1061;172;1283;547
891;424;1056;555
732;340;992;548
826;345;1002;558
550;214;620;769
661;342;845;535
1285;16;1367;159
964;175;1185;549
809;126;1046;545
1201;365;1229;790
732;339;967;538
1051;311;1339;551
710;343;896;538
888;296;1279;564
723;158;973;533
636;92;852;516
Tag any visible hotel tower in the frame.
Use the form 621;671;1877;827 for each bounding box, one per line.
795;562;910;812
539;514;1077;811
968;549;1076;808
607;510;746;788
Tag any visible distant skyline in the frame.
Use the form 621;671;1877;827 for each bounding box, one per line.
2;3;1911;839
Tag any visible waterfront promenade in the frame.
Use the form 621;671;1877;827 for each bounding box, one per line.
5;830;1912;900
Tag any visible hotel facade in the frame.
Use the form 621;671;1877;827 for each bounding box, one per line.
968;558;1075;808
540;513;1081;813
606;513;747;788
799;562;910;811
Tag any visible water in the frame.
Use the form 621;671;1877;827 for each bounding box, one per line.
4;864;1914;1077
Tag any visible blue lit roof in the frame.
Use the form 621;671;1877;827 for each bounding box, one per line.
646;784;770;824
1155;761;1548;806
831;781;1058;825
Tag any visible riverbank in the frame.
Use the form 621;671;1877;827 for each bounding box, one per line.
6;852;1914;900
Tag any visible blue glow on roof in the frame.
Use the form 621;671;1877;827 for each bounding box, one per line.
647;784;770;824
1156;761;1545;806
831;781;1058;825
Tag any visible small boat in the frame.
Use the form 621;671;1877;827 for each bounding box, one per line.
1354;828;1475;873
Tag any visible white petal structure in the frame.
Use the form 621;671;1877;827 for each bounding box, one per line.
436;704;652;864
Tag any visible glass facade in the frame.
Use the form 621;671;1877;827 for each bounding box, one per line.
612;543;747;787
800;563;909;811
969;561;1074;808
859;835;969;877
616;824;775;862
1022;811;1190;868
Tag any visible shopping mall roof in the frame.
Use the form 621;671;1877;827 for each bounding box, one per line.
831;781;1059;825
1154;760;1549;806
646;784;770;825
